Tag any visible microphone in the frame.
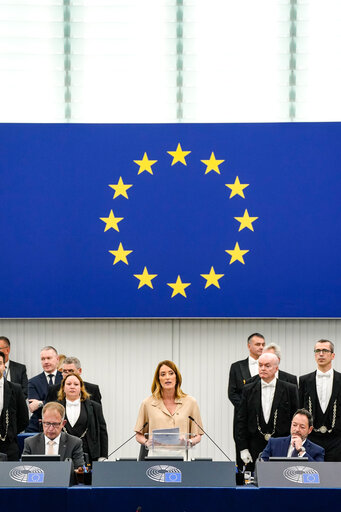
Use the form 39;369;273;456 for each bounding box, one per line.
188;416;232;461
107;422;148;460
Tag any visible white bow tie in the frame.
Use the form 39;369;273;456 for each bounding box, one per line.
317;371;331;378
66;399;80;406
262;381;276;388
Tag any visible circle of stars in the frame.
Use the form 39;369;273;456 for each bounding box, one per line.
100;143;258;298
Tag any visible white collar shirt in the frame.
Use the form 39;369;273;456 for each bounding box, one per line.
316;368;333;414
4;361;10;381
44;433;61;455
287;439;307;457
261;378;276;424
44;371;57;385
248;356;259;377
66;399;81;427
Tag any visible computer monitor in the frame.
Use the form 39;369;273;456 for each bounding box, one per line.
21;454;61;462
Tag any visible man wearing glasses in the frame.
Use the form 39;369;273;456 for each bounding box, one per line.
22;402;84;469
299;339;341;461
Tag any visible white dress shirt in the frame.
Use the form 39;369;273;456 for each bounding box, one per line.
44;433;61;455
66;399;81;427
287;439;307;457
248;356;259;377
0;377;4;415
44;371;58;385
261;378;276;424
316;368;333;414
4;361;10;381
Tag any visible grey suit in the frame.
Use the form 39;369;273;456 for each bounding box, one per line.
22;431;85;468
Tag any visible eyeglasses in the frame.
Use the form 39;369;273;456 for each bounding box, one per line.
42;421;62;428
314;349;332;354
62;369;76;374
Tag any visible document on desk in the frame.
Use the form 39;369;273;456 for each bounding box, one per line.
152;427;180;445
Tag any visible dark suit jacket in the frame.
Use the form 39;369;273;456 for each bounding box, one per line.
46;381;102;404
8;360;28;399
228;358;251;408
299;370;341;435
1;380;29;442
22;431;85;468
261;435;325;461
237;379;299;455
59;399;108;460
27;371;63;432
248;370;298;387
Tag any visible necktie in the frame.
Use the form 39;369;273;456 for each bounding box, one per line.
3;368;6;379
48;374;54;386
291;448;299;457
47;440;55;455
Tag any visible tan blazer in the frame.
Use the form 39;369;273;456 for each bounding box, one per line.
134;394;203;438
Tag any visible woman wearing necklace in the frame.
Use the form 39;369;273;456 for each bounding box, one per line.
57;373;108;463
135;360;203;457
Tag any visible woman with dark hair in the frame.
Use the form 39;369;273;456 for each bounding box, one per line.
135;360;203;450
57;373;108;463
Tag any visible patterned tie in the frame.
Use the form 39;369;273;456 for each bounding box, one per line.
291;448;299;457
48;374;54;386
47;440;55;455
3;368;6;379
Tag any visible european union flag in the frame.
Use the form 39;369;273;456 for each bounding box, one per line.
302;473;320;484
27;472;44;483
0;123;340;318
164;472;182;483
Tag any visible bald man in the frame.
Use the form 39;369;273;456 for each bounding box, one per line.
236;353;299;471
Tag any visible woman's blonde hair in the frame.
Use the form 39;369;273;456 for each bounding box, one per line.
151;360;186;400
57;372;90;402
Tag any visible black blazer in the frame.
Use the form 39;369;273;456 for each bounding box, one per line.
228;358;251;408
1;380;28;442
8;360;28;399
60;399;108;460
46;381;102;404
237;378;299;451
27;371;63;432
299;370;341;434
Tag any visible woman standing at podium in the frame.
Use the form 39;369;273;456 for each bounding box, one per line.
57;373;108;463
135;360;203;456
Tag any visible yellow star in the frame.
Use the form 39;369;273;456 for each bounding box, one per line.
234;209;259;231
134;267;158;289
167;275;191;298
167;143;191;166
100;210;124;232
225;242;249;264
134;152;158;175
200;267;224;289
109;177;133;199
225;176;249;199
108;243;132;265
201;152;225;174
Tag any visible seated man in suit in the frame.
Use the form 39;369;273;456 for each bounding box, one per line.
23;402;85;469
46;356;102;404
27;346;63;432
261;408;324;461
0;336;28;399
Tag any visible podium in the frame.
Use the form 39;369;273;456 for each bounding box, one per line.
92;460;236;487
256;461;341;488
0;461;73;487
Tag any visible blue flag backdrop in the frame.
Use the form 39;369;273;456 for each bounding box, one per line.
0;123;340;318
